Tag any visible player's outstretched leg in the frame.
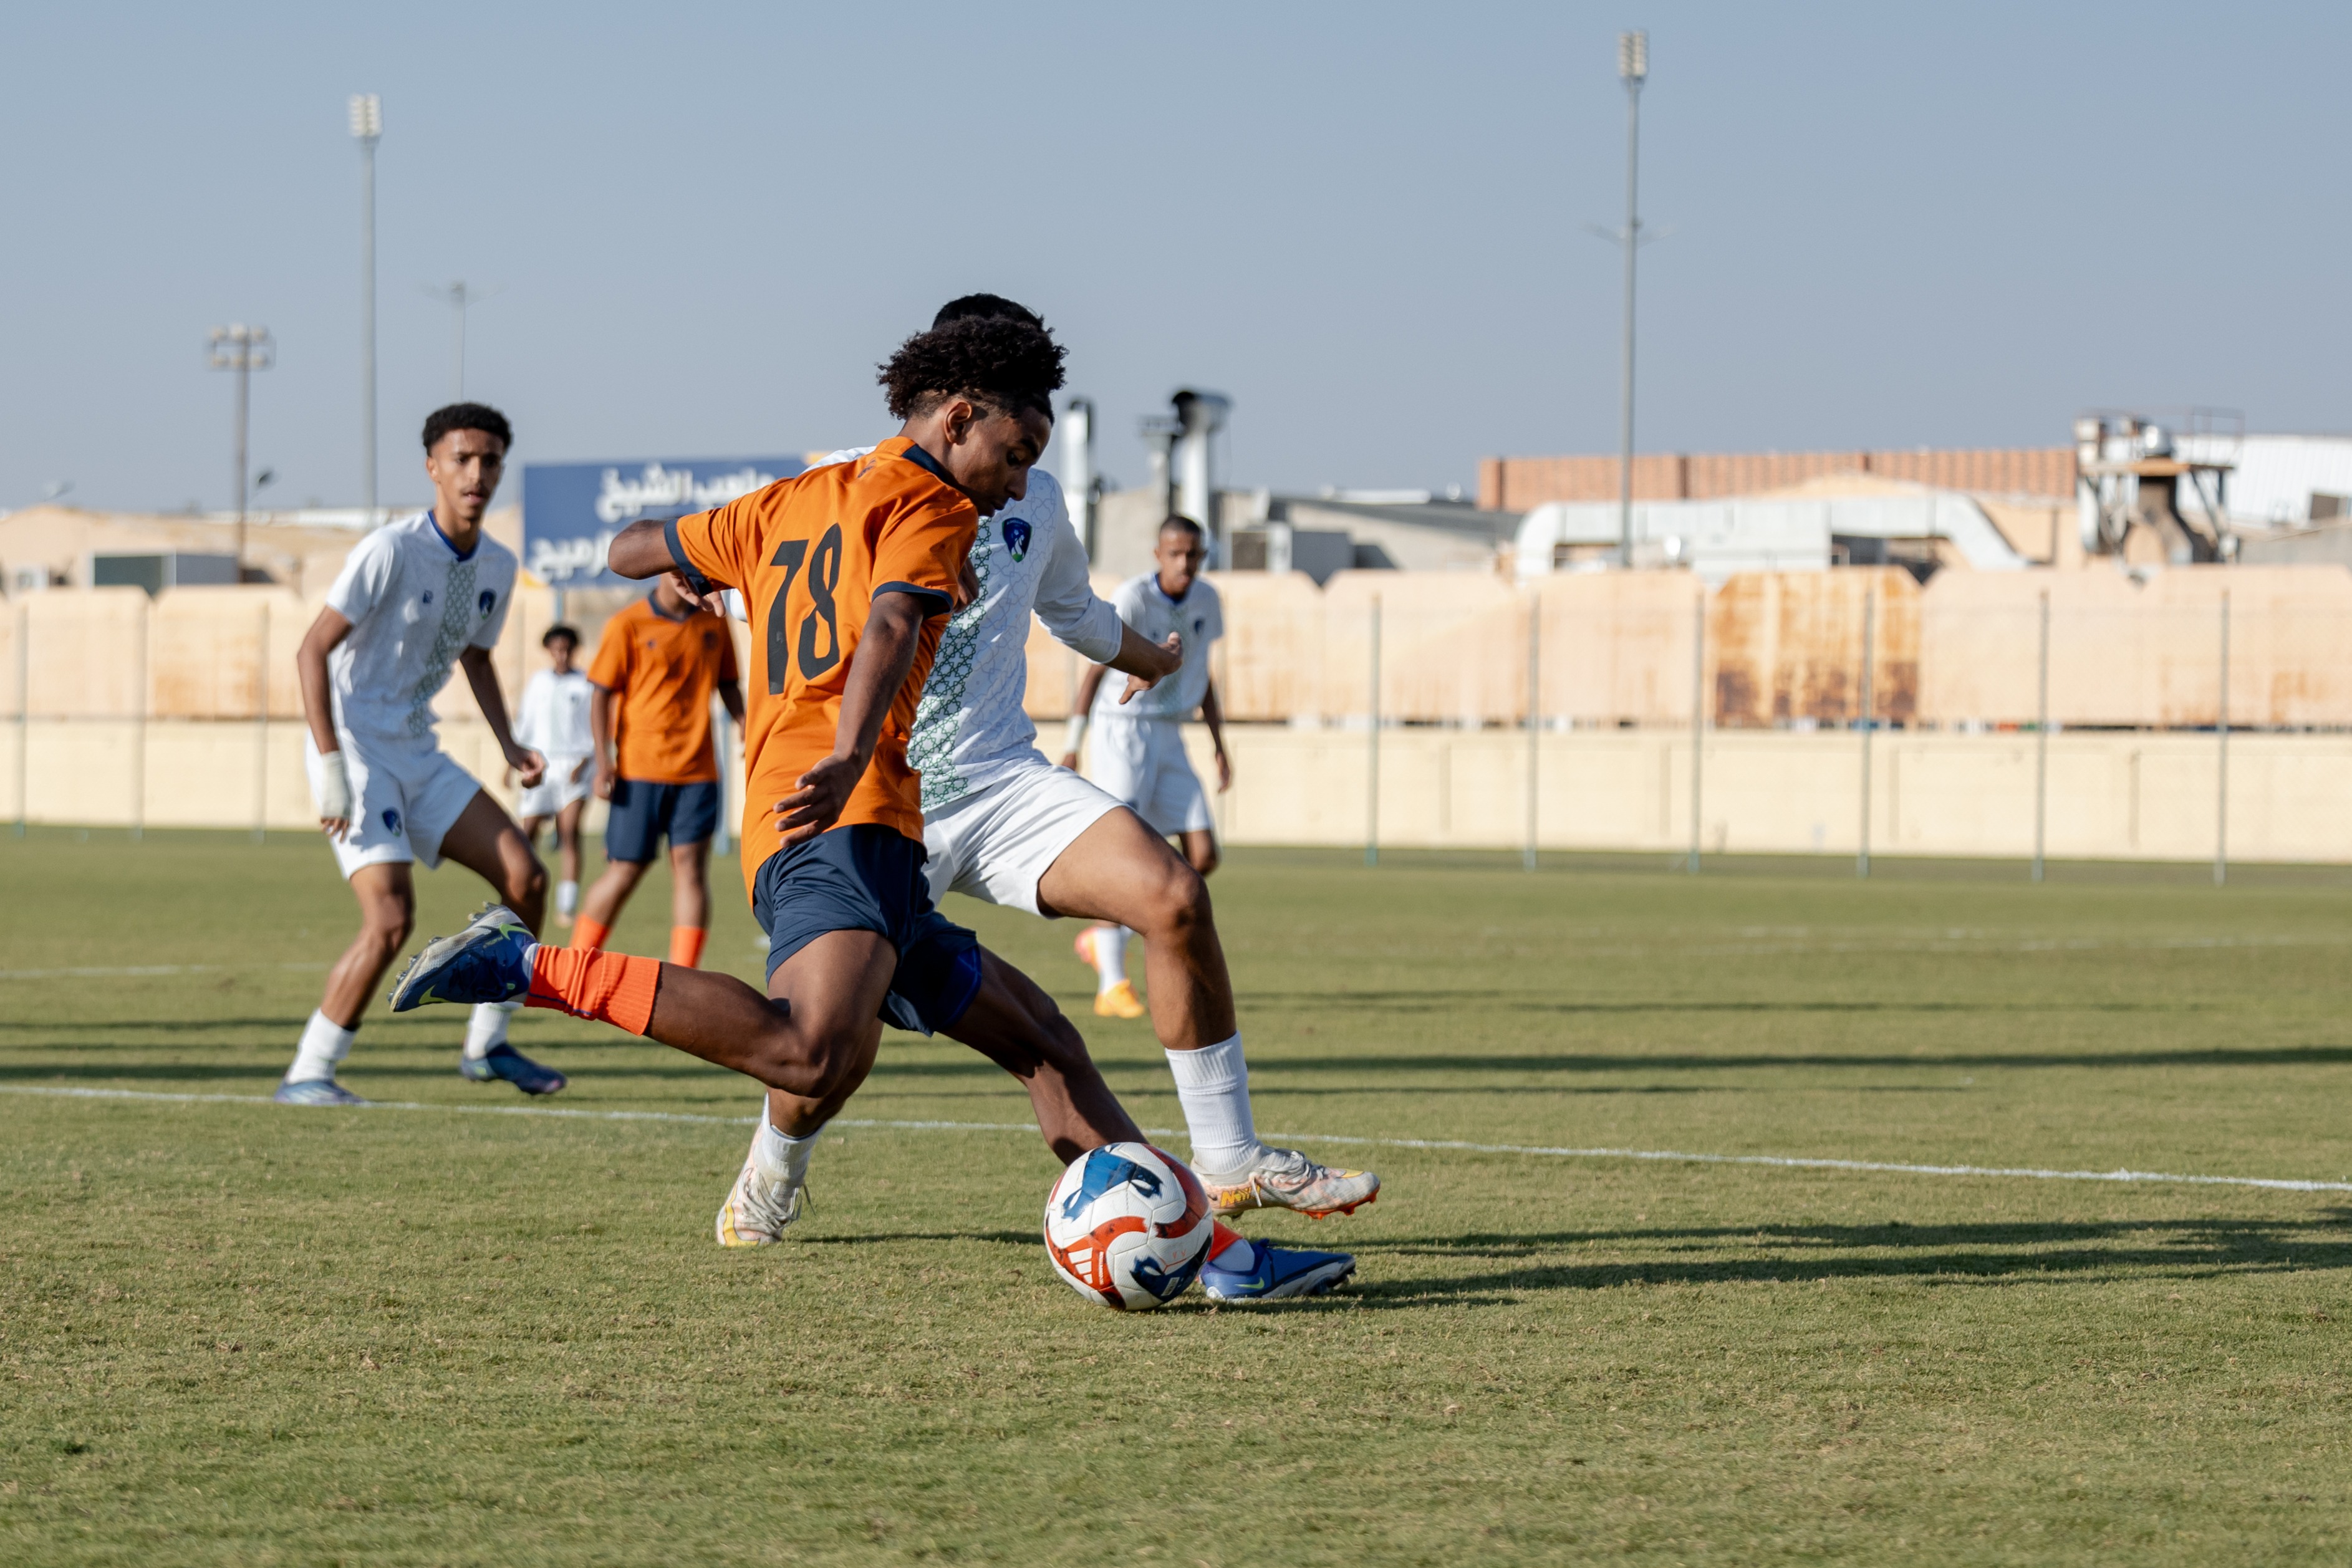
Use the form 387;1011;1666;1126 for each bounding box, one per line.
394;907;896;1240
435;791;567;1095
1039;807;1379;1220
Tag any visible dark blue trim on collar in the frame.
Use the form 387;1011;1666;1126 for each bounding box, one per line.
896;442;952;484
644;587;691;622
426;511;479;562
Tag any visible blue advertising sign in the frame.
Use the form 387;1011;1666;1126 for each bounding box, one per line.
520;456;806;587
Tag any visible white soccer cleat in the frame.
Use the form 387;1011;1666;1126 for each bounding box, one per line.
1193;1147;1381;1219
715;1152;806;1247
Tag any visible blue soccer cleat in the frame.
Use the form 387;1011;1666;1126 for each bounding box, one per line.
389;903;535;1012
1200;1239;1357;1303
459;1042;568;1097
273;1077;369;1107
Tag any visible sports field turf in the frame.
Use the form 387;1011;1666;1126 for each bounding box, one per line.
5;829;2352;1564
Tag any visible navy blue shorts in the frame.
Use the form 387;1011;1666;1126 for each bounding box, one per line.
604;777;721;863
751;824;983;1037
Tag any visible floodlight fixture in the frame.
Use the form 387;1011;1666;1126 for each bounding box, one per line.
1618;29;1647;84
349;93;381;143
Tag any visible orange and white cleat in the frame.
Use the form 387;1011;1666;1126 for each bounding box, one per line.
1092;979;1147;1019
1195;1147;1381;1219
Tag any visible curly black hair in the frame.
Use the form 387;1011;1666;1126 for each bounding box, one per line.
878;315;1066;423
422;402;513;453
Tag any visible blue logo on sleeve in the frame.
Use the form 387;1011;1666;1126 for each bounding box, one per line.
478;589;496;616
421;590;433;605
382;807;402;834
1002;517;1031;562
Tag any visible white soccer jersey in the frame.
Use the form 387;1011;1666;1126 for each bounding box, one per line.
515;668;595;757
1091;571;1221;721
778;453;1122;812
322;511;518;749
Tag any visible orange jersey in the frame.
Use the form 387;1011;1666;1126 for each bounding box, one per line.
586;595;740;784
668;436;976;894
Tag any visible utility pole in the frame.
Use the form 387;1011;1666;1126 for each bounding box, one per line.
1614;29;1647;568
207;325;274;572
427;281;499;400
350;94;381;529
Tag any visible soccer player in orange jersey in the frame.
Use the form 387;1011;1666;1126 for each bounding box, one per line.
388;314;1354;1304
571;573;746;969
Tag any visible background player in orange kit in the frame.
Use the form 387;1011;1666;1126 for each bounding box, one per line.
572;572;745;968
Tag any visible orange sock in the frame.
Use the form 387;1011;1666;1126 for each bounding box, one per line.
1210;1219;1249;1263
525;945;662;1034
668;925;708;969
570;916;612;953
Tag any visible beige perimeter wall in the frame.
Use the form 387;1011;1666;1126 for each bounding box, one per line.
0;717;2330;866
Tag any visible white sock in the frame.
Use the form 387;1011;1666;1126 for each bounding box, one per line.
1165;1033;1265;1176
1210;1230;1256;1270
463;1001;519;1061
1092;926;1129;993
287;1010;355;1084
753;1109;821;1189
556;880;579;918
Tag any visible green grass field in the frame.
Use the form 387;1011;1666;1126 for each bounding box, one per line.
6;830;2352;1564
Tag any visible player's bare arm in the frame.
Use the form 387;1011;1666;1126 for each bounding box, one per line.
459;646;544;789
1201;675;1231;792
296;606;357;837
1058;630;1181;768
588;682;619;801
775;590;930;844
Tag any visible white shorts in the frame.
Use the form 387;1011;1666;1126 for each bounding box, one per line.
921;758;1124;916
306;732;485;879
1090;717;1212;837
517;753;594;819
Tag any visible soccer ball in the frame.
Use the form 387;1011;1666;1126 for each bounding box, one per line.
1043;1142;1214;1311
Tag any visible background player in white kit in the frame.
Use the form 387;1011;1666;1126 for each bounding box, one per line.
278;403;569;1104
1061;514;1229;1019
512;623;595;929
714;295;1375;1267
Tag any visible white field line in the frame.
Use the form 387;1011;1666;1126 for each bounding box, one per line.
1;931;2341;983
4;1083;2348;1195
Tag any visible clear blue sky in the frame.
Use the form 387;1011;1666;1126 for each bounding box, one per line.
4;1;2346;514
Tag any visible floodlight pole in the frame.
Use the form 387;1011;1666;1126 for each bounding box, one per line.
207;325;274;572
1615;30;1647;569
2032;587;2050;882
1523;596;1540;872
351;95;381;529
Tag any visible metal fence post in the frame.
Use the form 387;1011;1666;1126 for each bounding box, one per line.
1523;594;1539;872
1857;586;1875;878
1688;588;1704;873
2033;587;2050;883
253;605;270;842
130;599;147;842
1366;594;1381;868
14;600;27;837
2215;589;2230;887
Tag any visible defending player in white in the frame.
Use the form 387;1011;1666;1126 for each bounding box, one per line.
278;403;569;1104
719;294;1376;1253
1061;514;1228;1019
512;623;595;928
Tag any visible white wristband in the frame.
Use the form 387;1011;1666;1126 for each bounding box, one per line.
312;749;354;820
1062;714;1090;757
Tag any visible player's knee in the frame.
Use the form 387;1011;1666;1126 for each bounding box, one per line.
749;1014;866;1100
1150;860;1214;939
362;907;412;956
506;854;548;908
